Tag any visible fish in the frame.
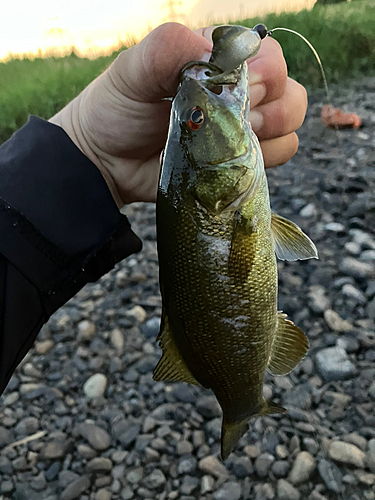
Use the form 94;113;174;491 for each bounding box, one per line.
154;25;318;460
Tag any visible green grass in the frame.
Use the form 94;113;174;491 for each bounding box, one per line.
1;0;375;145
239;0;375;87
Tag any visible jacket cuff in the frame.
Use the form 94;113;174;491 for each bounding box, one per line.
0;116;142;294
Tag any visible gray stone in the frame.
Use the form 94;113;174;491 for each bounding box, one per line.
201;475;214;494
79;423;111;450
83;373;107;398
86;457;112;472
121;486;134;499
118;425;140;448
110;328;124;352
315;346;356;381
308;285;330;313
172;384;196;403
254;483;275;500
318;459;343;493
342;284;367;304
340;257;375;279
289;451;315;484
0;456;13;474
60;476;91;500
196;395;222;418
15;416;39;436
366;439;375;472
176;440;194;455
198;455;229;478
271;460;290;477
206;418;222;439
300;203;317;218
0;426;12;447
77;320;96;342
96;489;111;500
141;317;160;338
213;482;242;500
254;453;275;478
277;479;300;500
328;441;366;468
180;475;199;495
143;469;166;489
323;309;353;332
30;472;47;491
177;455;197;475
59;471;80;490
126;467;143;484
40;439;72;460
231;456;253;478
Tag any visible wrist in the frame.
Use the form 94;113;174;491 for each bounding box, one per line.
49;97;123;209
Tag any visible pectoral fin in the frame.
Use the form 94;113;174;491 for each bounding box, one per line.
153;313;200;386
267;312;309;376
271;212;318;261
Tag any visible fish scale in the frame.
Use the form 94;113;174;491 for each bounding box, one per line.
154;25;317;459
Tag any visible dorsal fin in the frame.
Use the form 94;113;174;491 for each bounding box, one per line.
271;212;318;261
267;312;309;376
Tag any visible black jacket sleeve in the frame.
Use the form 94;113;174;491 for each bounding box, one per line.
0;116;142;395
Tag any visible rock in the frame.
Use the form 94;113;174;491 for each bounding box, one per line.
96;489;111;500
275;445;288;459
35;339;54;354
0;456;13;474
0;426;12;447
231;456;253;478
15;416;39;436
120;485;134;499
308;285;331;313
198;455;229;478
86;457;112;472
196;395;222;418
366;439;375;472
126;467;144;484
254;483;275;500
79;423;111;450
201;475;215;494
272;460;290;477
289;451;316;484
110;328;124;352
180;475;199;495
172;384;196;403
176;440;194;455
277;479;300;500
213;481;242;500
254;453;275;478
125;306;147;323
323;309;353;332
141;317;161;338
60;476;91;500
118;424;140;448
30;472;46;491
328;441;366;468
342;284;367;304
83;373;107;398
77;320;96;342
45;461;61;481
340;257;375;279
40;439;72;460
300;203;317;218
315;346;357;381
177;455;197;475
317;459;343;493
343;432;368;451
143;469;166;489
244;444;261;458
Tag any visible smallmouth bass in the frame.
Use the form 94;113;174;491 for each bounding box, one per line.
154;25;318;460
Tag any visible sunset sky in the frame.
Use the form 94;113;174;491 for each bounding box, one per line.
0;0;315;60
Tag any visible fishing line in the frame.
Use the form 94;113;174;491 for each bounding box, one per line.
266;26;330;104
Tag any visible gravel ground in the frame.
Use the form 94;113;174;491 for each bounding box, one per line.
0;77;374;500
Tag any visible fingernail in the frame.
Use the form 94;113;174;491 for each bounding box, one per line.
248;70;262;86
250;83;266;108
201;50;211;62
249;110;263;132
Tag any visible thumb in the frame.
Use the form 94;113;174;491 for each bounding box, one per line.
109;23;212;102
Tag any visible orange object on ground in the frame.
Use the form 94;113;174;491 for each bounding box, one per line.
321;104;362;129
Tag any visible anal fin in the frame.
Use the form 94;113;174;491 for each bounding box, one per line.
153;314;200;386
271;212;318;261
267;312;309;376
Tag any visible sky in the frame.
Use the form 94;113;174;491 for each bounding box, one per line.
0;0;315;60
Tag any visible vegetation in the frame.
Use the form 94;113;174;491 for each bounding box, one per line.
1;0;374;144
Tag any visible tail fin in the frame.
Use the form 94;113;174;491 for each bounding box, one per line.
221;399;286;460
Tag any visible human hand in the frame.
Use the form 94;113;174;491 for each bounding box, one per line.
195;26;308;168
49;23;212;207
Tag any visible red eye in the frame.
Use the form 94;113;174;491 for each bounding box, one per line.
187;107;204;130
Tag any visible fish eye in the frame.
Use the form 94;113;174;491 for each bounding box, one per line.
187;107;204;131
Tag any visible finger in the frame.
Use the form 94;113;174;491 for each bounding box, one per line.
250;77;307;139
247;36;287;105
111;23;212;102
260;133;299;168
